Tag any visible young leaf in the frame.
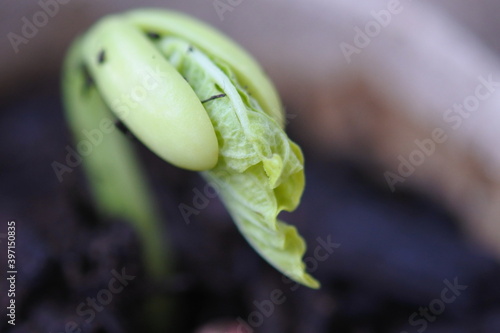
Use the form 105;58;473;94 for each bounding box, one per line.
62;9;320;289
158;37;319;288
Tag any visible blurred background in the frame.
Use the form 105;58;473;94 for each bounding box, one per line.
2;0;500;332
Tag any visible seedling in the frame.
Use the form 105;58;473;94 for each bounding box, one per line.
62;8;319;289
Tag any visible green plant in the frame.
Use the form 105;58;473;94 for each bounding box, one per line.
62;8;319;289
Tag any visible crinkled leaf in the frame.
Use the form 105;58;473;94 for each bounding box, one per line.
160;37;319;288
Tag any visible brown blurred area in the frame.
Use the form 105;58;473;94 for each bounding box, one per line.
2;1;500;331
